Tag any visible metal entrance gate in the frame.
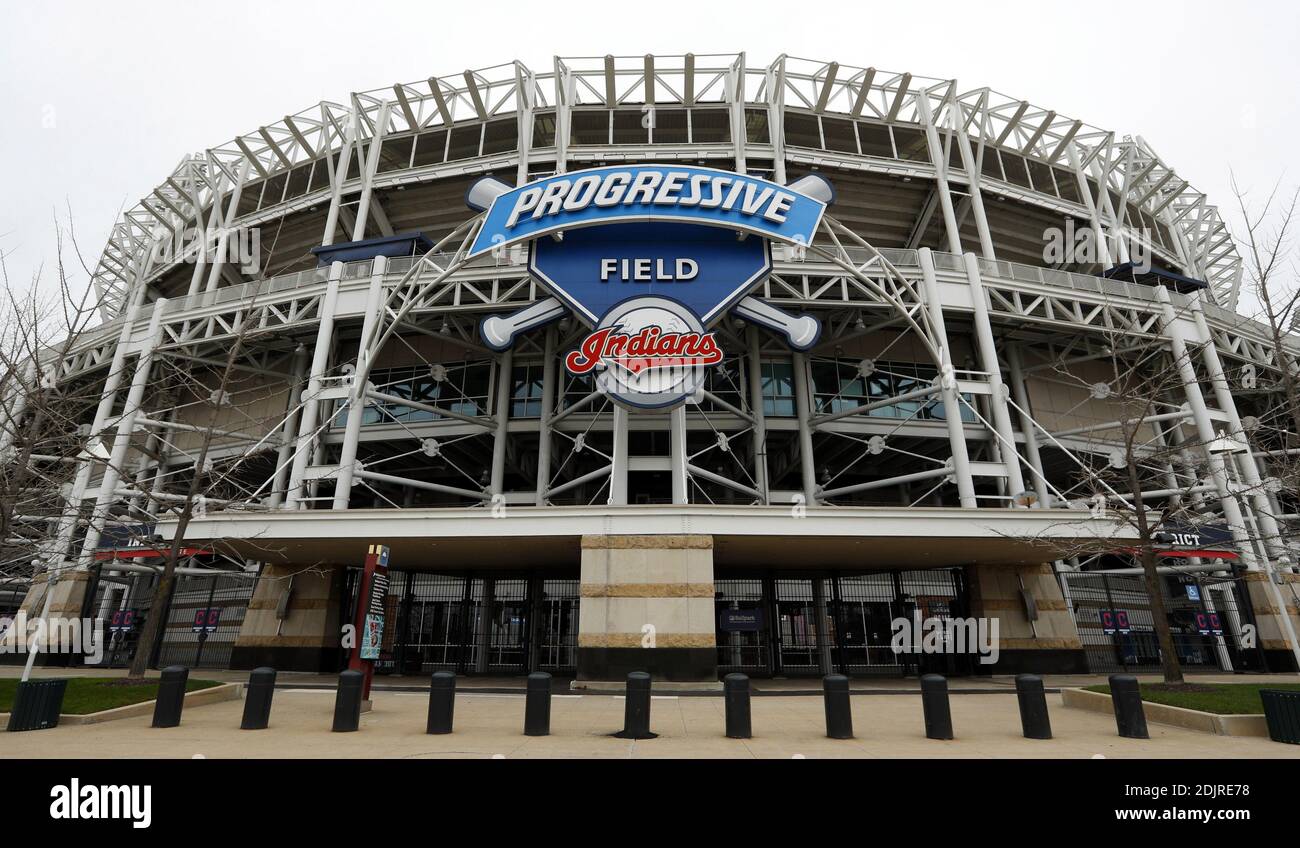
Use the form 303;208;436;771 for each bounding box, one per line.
1061;569;1262;675
372;571;578;676
716;569;970;678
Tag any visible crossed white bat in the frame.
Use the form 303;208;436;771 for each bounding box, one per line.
472;175;830;353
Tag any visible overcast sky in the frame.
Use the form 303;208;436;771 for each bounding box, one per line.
1;0;1296;316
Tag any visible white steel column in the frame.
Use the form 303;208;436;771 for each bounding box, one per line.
918;249;978;508
490;348;513;496
791;352;818;503
1067;145;1114;268
76;299;168;569
746;326;770;502
321;109;359;247
963;254;1026;497
534;327;557;506
350;102;392;242
1006;345;1050;508
670;406;689;505
915;92;964;256
332;256;387;509
950;105;997;261
285;263;343;509
268;344;309;508
609;405;629;505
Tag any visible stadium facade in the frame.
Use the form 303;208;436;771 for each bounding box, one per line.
9;53;1300;683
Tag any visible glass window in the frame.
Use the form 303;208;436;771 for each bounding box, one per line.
761;361;796;418
446;124;482;161
611;110;648;145
511;363;545;419
810;358;977;423
283;163;313;199
744;109;769;144
334;362;492;427
532;111;557;148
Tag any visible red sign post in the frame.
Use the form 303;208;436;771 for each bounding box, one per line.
349;543;390;700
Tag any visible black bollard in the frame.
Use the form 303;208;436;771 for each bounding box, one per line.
240;667;277;730
615;672;657;739
920;674;954;740
151;666;189;728
427;671;456;735
1015;674;1052;740
524;672;552;737
724;674;752;740
1108;674;1149;739
823;674;853;740
332;670;364;732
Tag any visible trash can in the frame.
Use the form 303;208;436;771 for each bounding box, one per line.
6;679;69;732
1259;690;1300;745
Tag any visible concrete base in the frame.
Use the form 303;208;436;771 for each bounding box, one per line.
0;682;242;727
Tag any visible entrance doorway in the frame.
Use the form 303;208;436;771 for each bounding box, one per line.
715;569;970;678
369;571;578;676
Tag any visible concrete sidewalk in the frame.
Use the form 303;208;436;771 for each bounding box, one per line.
5;687;1300;759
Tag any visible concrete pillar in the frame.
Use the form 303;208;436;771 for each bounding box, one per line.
966;563;1087;674
575;535;718;684
609;406;629;506
231;564;343;672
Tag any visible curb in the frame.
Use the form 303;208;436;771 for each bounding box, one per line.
1;682;242;728
1060;687;1268;737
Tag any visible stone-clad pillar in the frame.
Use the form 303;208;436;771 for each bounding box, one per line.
1243;572;1300;672
966;563;1088;675
231;564;343;672
576;536;718;683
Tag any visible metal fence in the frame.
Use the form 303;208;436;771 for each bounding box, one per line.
1060;568;1262;675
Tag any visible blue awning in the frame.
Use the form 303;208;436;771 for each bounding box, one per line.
1101;262;1208;293
310;232;435;267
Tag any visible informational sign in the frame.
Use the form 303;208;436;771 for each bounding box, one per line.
1186;585;1202;602
190;608;220;634
354;544;391;666
719;609;765;633
475;166;832;410
360;614;384;660
1100;609;1132;636
109;609;137;633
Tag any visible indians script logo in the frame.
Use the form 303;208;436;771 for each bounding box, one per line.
565;298;723;409
471;165;832;409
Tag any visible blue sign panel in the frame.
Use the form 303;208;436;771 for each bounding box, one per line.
719;609;765;633
469;165;827;257
530;223;771;326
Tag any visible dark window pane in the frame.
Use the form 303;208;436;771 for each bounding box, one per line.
612;110;647;145
482;119;517;155
821;117;857;153
652;108;688;144
857;122;893;158
570;110;609;145
532;111;557;148
892;126;929;162
446;124;481;161
378;134;415;172
691;108;729;144
744;109;769;144
412;130;447;167
783;112;821;149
